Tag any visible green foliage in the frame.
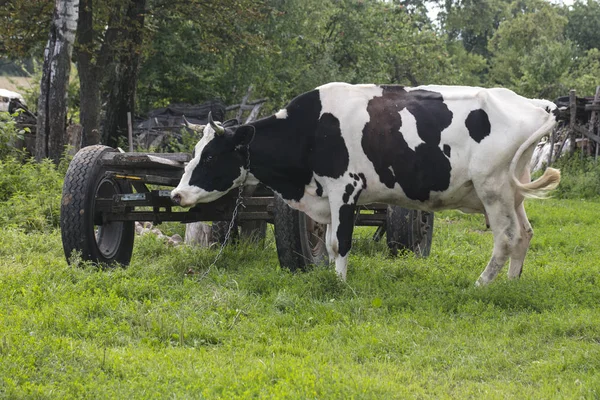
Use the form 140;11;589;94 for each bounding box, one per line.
440;0;512;58
0;111;25;159
488;2;572;97
552;154;600;200
563;48;600;96
0;156;65;232
565;0;600;52
0;0;53;58
164;128;203;154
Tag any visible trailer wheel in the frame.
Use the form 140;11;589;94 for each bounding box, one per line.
273;195;327;272
386;206;434;257
240;220;267;242
211;220;266;244
211;220;239;244
60;145;135;267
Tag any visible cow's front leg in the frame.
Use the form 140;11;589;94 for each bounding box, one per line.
329;176;366;279
329;201;357;280
325;224;335;265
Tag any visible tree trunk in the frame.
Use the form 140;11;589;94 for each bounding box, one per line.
102;0;146;148
76;0;101;147
36;0;79;163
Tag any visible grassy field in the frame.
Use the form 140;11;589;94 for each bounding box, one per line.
1;198;600;398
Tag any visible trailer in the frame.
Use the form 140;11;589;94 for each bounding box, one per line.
59;145;434;271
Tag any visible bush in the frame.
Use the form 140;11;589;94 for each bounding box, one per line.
0;156;65;232
0;111;25;159
552;153;600;199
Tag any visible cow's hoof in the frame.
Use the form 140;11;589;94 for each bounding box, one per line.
474;277;488;287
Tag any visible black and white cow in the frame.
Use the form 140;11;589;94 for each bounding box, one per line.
171;83;560;285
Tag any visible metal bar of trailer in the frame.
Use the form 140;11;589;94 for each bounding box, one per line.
103;211;274;223
102;211;384;225
96;192;274;210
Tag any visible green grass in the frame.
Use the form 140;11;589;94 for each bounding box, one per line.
2;198;600;398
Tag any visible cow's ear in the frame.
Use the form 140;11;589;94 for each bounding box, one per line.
232;125;255;149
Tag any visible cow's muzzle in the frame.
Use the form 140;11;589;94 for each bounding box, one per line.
171;193;182;205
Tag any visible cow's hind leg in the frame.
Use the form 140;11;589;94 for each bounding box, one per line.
476;192;521;286
507;202;533;279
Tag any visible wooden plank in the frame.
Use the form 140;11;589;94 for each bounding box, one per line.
569;90;577;154
146;154;184;168
101;152;191;169
585;104;600;112
592;86;600;160
548;125;556;167
245;103;263;124
236;85;254;121
582;129;600;144
127;112;133;152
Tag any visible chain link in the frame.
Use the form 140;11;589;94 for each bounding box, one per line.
196;145;251;280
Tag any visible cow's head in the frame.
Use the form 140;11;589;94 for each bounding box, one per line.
171;113;255;207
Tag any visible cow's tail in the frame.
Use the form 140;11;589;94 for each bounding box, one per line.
510;102;561;199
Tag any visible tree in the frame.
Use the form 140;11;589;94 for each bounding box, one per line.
487;1;573;98
137;0;268;110
563;48;600;96
101;0;146;148
36;0;79;164
0;0;53;58
76;0;109;146
439;0;511;58
565;0;600;53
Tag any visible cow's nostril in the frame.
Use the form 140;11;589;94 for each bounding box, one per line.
172;193;182;205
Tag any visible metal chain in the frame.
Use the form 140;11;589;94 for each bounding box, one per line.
196;145;251;279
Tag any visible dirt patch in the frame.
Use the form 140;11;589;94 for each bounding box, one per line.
0;76;35;93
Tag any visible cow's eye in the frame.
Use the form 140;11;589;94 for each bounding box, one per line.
205;155;213;163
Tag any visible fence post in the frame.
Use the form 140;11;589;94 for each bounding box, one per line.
591;86;600;162
569;89;577;155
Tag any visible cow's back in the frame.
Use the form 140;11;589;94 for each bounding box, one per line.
314;83;554;212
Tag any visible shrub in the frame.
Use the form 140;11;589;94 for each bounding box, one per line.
552;153;600;199
0;111;26;159
0;156;64;232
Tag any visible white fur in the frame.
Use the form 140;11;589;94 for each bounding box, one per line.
275;109;288;119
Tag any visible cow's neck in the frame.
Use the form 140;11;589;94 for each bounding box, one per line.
244;90;322;201
245;116;313;201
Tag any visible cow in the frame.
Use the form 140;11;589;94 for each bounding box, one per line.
171;83;560;285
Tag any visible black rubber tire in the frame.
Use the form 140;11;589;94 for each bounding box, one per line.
386;206;434;257
211;220;239;244
273;194;327;272
240;220;267;242
60;145;135;267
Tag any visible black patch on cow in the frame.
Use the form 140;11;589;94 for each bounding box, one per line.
245;90;323;201
342;183;354;204
189;136;245;192
337;184;363;257
315;180;323;197
357;173;367;189
465;109;491;143
362;86;453;201
310;113;349;179
443;144;451;158
337;204;355;257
